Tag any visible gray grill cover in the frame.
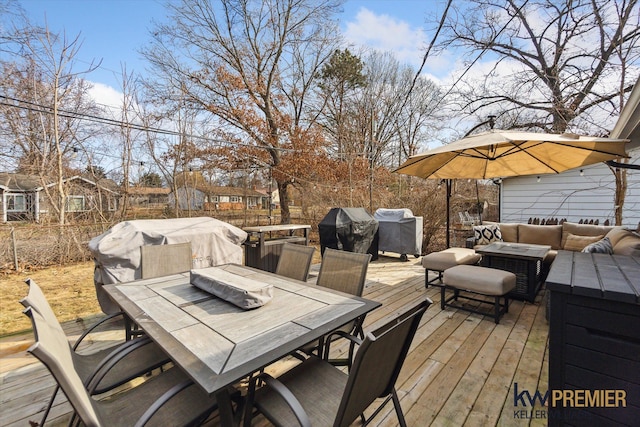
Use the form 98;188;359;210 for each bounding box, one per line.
374;208;423;256
89;217;247;313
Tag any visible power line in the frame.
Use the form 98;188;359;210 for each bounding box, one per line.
0;95;294;152
399;0;453;112
432;0;530;113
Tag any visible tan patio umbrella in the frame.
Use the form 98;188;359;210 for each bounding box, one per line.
395;130;629;179
394;130;629;247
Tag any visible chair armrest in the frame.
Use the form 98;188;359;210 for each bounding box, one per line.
85;336;155;393
245;373;311;427
133;379;195;427
72;311;130;350
322;330;363;361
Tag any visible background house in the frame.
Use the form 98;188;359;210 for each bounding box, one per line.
169;184;268;211
499;78;640;228
126;186;171;208
0;172;119;222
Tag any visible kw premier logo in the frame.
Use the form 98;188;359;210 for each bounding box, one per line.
512;383;627;420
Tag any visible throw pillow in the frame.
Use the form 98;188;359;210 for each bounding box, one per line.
564;233;604;251
581;236;613;254
474;224;503;245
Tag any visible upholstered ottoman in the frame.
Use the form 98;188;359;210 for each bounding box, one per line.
421;248;481;287
441;265;516;324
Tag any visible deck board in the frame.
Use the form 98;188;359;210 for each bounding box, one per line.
0;256;549;427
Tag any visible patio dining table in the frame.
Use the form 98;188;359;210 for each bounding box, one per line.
103;263;380;426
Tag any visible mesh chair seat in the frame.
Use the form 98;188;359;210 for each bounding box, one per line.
20;279;170;424
24;306;222;427
244;299;432;427
274;243;316;282
300;248;371;362
140;242;193;279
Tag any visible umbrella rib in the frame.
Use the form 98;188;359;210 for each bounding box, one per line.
510;140;627;173
460;149;490;159
509;141;561;173
548;141;629;157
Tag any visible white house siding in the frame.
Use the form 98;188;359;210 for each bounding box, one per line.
500;147;640;228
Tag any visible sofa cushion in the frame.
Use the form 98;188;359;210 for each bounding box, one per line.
473;224;503;245
605;227;633;247
518;224;562;249
496;223;518;243
563;233;605;251
443;265;516;296
612;232;640;256
422;248;482;271
561;222;614;248
582;237;614;254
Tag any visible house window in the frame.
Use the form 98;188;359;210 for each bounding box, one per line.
66;196;86;212
6;194;26;211
230;196;241;203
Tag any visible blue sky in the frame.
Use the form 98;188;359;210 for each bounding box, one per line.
19;0;453;97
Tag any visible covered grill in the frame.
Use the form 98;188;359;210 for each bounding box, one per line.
374;208;423;261
318;207;378;259
88;217;247;313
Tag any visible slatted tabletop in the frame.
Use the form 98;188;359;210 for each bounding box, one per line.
546;250;640;302
103;264;380;398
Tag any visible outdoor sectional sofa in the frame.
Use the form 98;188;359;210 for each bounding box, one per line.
422;221;640;325
424;221;640;292
424;221;639;310
467;221;640;269
462;221;640;316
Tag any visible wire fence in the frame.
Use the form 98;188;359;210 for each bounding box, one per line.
0;210;325;272
1;209;456;272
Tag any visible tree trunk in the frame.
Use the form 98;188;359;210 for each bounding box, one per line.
278;181;291;224
614;166;627;226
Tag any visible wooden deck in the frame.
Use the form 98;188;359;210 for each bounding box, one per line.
0;255;549;427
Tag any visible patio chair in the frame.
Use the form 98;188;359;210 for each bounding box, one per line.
458;211;475;226
243;299;432;427
301;248;371;365
23;306;221;427
274;243;316;282
136;242;194;338
20;278;170;426
140;242;193;279
316;248;370;295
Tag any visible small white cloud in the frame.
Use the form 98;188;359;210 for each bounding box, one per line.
88;82;123;112
344;8;424;64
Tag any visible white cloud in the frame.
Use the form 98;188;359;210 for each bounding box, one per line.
345;8;421;52
88;81;123;112
343;7;454;80
344;9;423;64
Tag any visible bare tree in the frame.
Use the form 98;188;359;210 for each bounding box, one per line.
317;50;443;208
439;0;640;133
142;0;342;223
115;64;138;219
1;9;101;224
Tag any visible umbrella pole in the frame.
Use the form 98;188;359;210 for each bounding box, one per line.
475;180;483;225
446;179;451;248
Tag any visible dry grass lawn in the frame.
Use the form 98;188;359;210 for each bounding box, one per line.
0;261;98;336
1;246;324;337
